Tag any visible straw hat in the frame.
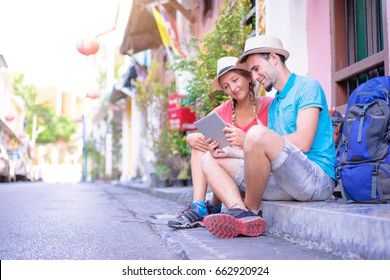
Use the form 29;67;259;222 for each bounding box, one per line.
212;56;247;90
237;35;290;65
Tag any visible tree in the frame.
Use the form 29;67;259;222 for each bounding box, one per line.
173;0;253;116
11;73;77;144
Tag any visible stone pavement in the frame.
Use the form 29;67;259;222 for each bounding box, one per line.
117;181;390;260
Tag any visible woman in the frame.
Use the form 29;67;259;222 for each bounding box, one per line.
168;56;272;229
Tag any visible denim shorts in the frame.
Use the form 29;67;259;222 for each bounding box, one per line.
234;140;335;201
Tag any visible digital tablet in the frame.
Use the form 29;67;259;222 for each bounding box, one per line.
194;112;229;148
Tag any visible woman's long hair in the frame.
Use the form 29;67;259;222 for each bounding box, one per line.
230;69;260;125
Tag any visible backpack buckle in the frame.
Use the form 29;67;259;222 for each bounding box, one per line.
336;167;341;179
372;164;379;175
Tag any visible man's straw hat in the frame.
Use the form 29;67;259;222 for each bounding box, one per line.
237;35;290;65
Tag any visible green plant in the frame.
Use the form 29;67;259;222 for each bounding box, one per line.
134;0;254;182
134;61;175;171
109;114;122;180
177;160;190;180
86;139;104;180
11;73;77;144
154;163;171;181
169;131;191;181
170;131;191;157
172;0;253;116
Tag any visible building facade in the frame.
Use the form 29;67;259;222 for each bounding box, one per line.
109;0;390;185
0;55;27;152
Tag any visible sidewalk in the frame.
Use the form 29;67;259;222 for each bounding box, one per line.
119;181;390;260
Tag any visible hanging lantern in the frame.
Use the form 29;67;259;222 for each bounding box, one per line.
74;116;83;123
76;39;99;56
86;91;100;99
109;104;123;111
5;114;15;121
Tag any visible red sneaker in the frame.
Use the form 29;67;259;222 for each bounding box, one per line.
203;207;266;238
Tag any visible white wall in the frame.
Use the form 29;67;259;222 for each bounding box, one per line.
265;0;308;77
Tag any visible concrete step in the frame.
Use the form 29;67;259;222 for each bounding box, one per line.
262;200;390;259
123;183;390;259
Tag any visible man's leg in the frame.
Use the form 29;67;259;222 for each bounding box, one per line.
243;125;285;211
202;125;285;238
201;151;266;238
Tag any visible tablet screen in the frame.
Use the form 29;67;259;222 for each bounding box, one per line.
194;112;229;148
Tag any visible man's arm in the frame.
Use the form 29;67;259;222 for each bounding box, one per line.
283;107;320;152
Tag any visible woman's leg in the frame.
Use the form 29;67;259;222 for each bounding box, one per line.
191;148;208;202
201;152;243;209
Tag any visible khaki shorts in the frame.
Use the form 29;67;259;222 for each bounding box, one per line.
234;140;335;201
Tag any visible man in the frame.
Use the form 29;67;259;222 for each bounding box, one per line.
201;35;336;238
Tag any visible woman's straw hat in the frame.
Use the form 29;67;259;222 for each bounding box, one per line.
212;56;247;90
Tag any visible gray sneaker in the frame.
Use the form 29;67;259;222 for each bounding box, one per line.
168;204;204;229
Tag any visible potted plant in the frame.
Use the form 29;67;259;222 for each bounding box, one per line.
176;159;191;186
169;131;192;186
153;162;171;187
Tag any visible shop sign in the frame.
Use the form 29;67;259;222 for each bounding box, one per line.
168;93;196;131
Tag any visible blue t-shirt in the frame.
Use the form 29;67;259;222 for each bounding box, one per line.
268;73;336;180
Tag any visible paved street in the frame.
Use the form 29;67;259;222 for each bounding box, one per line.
0;181;180;260
0;181;341;260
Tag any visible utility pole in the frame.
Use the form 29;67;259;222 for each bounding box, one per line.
82;114;88;182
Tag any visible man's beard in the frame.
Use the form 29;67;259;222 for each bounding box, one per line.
264;81;273;92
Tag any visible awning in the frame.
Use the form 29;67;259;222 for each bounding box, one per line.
120;0;194;55
0;55;8;68
120;0;162;55
109;63;146;103
110;86;129;103
0;119;22;145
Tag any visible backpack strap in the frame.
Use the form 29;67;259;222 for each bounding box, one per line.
335;137;343;158
372;163;388;203
336;167;353;203
357;105;369;143
335;120;345;157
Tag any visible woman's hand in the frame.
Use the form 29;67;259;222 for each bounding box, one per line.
186;133;209;153
223;123;246;149
208;140;228;158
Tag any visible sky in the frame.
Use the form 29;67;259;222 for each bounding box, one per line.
0;0;129;95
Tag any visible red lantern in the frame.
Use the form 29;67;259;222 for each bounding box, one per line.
86;91;100;99
109;104;122;111
74;116;83;123
5;114;15;121
76;39;99;56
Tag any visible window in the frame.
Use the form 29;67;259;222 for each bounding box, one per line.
202;0;213;18
245;0;256;36
331;0;387;108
